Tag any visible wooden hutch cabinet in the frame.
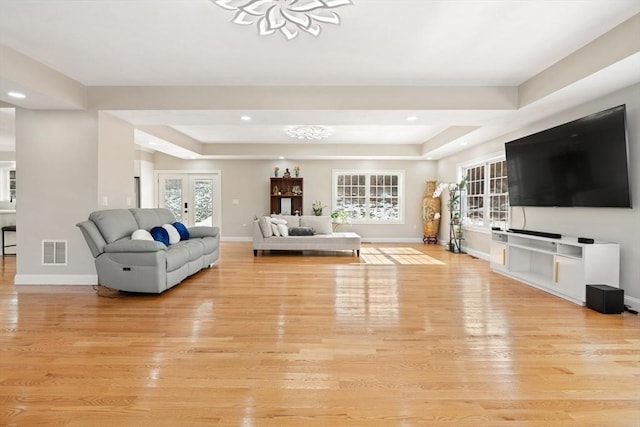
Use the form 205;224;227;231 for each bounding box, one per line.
270;177;303;215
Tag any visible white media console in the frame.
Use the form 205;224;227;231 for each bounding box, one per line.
490;231;620;305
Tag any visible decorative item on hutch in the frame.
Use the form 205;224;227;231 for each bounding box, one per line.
422;181;441;244
294;165;300;177
274;166;279;177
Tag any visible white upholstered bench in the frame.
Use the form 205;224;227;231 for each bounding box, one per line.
253;216;360;257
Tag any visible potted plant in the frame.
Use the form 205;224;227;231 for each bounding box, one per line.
330;209;351;231
435;179;466;253
312;201;327;216
274;166;280;177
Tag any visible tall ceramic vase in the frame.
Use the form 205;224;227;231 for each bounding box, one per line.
422;181;441;244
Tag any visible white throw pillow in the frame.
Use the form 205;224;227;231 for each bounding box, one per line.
301;216;333;234
270;217;287;225
162;223;181;245
131;229;153;241
271;214;300;228
271;223;281;236
277;223;289;236
258;216;273;238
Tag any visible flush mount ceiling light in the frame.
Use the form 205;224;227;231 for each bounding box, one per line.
213;0;353;40
286;125;332;140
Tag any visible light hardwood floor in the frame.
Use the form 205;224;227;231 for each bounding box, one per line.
1;243;639;426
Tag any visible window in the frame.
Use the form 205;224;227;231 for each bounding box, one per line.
488;160;509;226
333;170;404;223
465;164;485;224
462;158;509;227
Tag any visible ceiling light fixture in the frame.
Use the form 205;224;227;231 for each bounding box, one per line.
406;115;417;121
240;115;252;121
213;0;354;41
286;126;332;140
8;92;26;99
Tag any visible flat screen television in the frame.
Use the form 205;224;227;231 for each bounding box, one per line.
505;104;631;208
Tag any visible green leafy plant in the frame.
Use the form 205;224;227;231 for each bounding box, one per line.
312;201;327;216
330;209;351;224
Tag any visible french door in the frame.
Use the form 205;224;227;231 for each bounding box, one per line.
157;173;221;228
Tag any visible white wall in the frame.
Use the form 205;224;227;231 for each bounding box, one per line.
14;109;141;284
15;109;99;282
153;156;438;241
437;83;640;307
134;150;155;208
98;112;135;209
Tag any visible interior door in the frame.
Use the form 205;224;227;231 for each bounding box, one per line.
158;173;220;228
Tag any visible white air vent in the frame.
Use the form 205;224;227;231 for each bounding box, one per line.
42;240;67;266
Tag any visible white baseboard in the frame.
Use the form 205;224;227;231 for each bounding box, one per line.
221;236;426;244
361;237;424;243
463;247;490;261
221;236;252;242
624;295;640;313
14;274;98;285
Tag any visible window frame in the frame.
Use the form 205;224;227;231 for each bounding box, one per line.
332;169;405;224
460;155;509;229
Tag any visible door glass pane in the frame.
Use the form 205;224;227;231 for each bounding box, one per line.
193;178;214;226
163;179;183;222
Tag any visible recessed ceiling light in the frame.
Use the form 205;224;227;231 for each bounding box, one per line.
406;116;417;121
279;156;285;160
426;157;433;160
240;115;251;121
149;141;157;146
460;142;468;146
8;92;26;99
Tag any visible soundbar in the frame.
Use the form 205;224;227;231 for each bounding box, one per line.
507;228;562;239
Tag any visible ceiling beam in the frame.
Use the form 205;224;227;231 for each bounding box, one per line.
88;86;518;111
0;44;86;109
519;13;640;107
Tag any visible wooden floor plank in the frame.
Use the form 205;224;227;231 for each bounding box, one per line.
1;242;639;426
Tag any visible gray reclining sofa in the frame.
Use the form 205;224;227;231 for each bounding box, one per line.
77;208;220;293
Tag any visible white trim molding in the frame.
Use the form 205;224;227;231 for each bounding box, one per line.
14;274;98;285
624;295;640;313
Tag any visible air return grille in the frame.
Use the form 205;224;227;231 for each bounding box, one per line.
42;240;67;265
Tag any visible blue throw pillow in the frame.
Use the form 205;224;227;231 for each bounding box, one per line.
150;226;170;246
172;221;190;240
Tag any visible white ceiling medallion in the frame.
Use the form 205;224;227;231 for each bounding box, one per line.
214;0;353;40
286;126;332;140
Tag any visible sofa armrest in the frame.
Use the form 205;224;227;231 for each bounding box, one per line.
188;226;220;238
253;220;265;243
104;239;167;253
77;220;108;257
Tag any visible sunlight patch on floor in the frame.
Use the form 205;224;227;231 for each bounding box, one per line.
359;247;446;265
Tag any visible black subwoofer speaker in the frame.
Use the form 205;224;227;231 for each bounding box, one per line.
586;284;624;314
